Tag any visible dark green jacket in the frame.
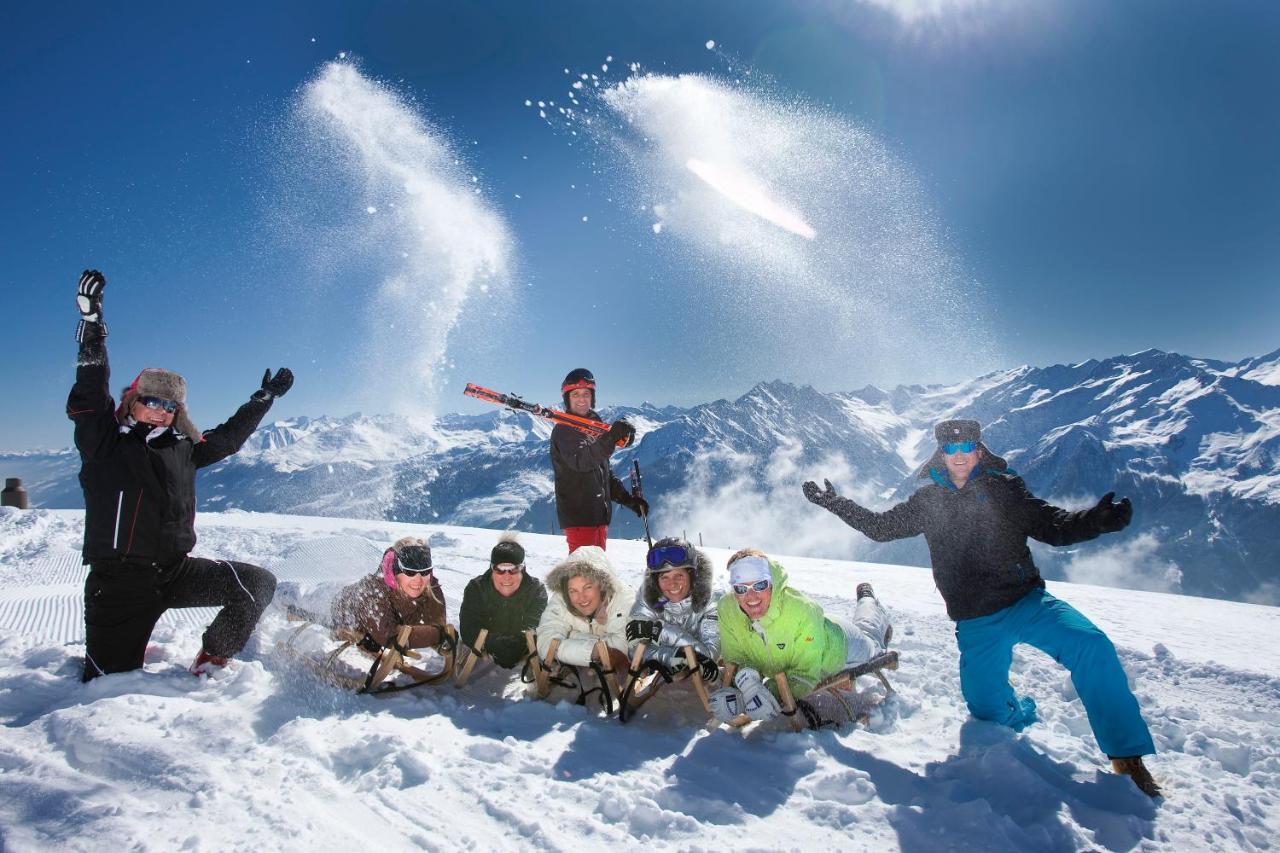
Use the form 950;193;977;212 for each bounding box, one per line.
459;571;548;668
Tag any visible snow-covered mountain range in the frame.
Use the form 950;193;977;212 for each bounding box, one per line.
6;347;1279;603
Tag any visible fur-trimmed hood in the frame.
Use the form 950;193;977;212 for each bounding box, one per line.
642;547;713;612
545;545;624;607
117;368;202;441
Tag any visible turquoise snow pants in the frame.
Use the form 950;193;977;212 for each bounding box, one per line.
955;588;1155;758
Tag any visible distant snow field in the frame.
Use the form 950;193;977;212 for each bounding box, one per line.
1;507;1277;851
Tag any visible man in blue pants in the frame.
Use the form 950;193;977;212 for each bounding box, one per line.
803;419;1161;797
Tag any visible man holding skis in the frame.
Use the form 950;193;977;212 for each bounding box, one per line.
551;368;647;552
803;418;1161;797
67;269;289;681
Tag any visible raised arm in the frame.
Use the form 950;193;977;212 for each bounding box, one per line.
803;479;925;542
192;368;293;468
66;270;119;459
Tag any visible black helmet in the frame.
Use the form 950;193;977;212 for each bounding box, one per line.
561;368;596;409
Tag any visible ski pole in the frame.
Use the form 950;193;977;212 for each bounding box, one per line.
631;459;653;550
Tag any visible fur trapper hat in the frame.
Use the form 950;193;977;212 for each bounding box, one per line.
119;367;202;440
545;545;620;606
916;418;1007;479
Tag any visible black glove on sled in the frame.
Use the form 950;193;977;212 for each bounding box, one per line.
626;494;649;518
605;418;636;447
434;625;455;652
626;619;662;643
253;367;294;402
75;269;107;342
802;478;838;508
694;653;720;683
1089;491;1132;534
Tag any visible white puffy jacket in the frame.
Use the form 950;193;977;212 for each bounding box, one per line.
536;546;636;666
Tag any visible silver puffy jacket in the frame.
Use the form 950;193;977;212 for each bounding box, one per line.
628;547;720;669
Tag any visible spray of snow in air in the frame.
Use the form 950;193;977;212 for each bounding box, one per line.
294;62;514;414
540;68;997;388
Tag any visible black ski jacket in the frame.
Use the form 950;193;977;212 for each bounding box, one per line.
458;570;548;668
67;335;272;565
823;467;1113;621
550;416;631;528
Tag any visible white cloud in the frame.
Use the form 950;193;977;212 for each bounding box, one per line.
1061;531;1183;594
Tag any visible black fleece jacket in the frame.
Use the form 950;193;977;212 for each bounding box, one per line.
67;332;271;565
823;468;1113;621
458;570;548;668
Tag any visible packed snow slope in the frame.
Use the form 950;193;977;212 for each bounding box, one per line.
7;347;1280;604
1;508;1277;852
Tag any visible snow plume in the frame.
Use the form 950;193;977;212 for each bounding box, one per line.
1061;532;1184;594
292;62;514;414
653;439;881;557
593;73;998;388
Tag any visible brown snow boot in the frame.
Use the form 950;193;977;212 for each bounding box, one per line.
1111;756;1162;798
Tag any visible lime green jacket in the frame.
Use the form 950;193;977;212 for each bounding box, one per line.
715;559;847;698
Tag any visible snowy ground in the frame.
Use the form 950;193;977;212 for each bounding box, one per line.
1;507;1278;851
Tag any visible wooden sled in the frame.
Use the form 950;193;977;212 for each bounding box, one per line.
718;650;899;732
617;643;714;724
280;606;457;695
532;637;624;715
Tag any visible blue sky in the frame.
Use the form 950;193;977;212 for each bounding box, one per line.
3;0;1278;450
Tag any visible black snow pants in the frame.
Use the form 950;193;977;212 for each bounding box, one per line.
82;556;277;681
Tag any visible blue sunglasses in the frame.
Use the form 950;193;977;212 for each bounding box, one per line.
942;441;976;455
139;396;178;413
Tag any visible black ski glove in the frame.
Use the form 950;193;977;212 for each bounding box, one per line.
626;494;649;518
605;418;636;447
626;619;662;643
802;478;838;508
1089;491;1132;533
434;625;456;653
694;652;720;683
75;269;107;342
252;367;294;402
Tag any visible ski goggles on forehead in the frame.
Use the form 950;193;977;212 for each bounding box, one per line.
139;396;178;413
492;562;524;575
942;441;977;455
731;579;772;595
646;544;692;571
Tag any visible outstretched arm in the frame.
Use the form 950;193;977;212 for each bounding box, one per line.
803;479;924;542
192;368;293;468
1010;479;1132;546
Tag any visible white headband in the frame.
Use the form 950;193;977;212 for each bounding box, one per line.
729;555;771;587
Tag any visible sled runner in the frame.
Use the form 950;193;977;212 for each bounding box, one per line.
719;650;899;732
617;643;714;724
528;637;624;715
280;606;458;695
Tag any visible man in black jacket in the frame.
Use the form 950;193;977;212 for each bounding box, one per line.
458;533;548;669
551;368;646;552
67;269;289;681
803;419;1161;797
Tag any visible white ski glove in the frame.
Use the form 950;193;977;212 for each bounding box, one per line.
709;687;744;722
734;667;782;721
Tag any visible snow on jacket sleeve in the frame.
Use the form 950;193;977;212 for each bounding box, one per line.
192;395;273;469
1001;475;1109;547
825;491;926;543
66;330;119;460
